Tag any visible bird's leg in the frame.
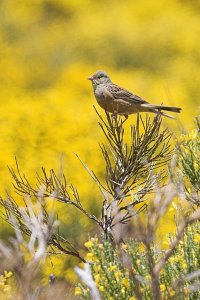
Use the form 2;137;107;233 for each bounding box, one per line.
111;113;117;119
121;114;128;125
111;113;118;128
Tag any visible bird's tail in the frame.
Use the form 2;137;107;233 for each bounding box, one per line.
145;104;181;113
153;105;181;113
160;112;176;119
141;104;181;119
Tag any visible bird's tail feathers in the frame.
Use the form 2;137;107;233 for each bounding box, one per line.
145;104;181;113
160;112;176;119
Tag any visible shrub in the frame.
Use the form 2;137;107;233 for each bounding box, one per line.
0;112;199;299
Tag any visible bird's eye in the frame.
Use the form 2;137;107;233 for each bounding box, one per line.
98;75;101;79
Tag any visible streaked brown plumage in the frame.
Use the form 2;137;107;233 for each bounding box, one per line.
88;70;181;119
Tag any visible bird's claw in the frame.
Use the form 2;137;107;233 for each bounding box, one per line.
121;114;128;125
111;113;117;120
111;113;128;127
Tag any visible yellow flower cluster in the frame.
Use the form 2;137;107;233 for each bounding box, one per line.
83;238;134;298
0;271;13;299
75;286;90;297
160;284;166;292
179;130;198;143
169;289;176;297
122;277;130;288
193;233;200;243
107;264;117;272
84;238;99;249
76;228;200;299
169;256;182;263
75;286;82;296
84;238;100;262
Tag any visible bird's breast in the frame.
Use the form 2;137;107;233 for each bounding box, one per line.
94;87;109;110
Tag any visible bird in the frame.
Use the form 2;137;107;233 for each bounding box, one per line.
88;70;181;120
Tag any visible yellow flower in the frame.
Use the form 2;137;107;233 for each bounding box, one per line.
84;238;99;251
85;252;94;259
136;259;140;265
121;287;125;294
169;207;175;212
169;256;180;263
129;297;136;300
99;286;104;292
169;256;175;263
179;134;187;143
85;252;98;262
97;265;102;271
183;148;190;155
75;287;82;296
181;262;187;270
122;277;130;288
114;271;122;281
84;241;92;248
188;130;197;140
93;265;98;272
108;265;117;271
145;275;151;280
160;284;166;292
94;274;100;283
194;234;200;243
169;289;176;296
4;271;12;279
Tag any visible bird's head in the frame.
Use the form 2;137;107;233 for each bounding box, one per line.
88;70;111;87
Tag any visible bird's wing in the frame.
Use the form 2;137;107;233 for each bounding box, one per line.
106;83;148;104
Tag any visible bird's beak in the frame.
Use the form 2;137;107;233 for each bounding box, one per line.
88;76;93;81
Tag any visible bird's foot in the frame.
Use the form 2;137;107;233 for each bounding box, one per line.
111;113;117;120
111;113;118;128
121;114;128;125
111;114;128;127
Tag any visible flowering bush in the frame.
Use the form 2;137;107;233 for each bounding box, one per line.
171;117;200;206
0;109;199;299
76;222;200;299
74;117;200;300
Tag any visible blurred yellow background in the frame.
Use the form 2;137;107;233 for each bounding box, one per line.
0;0;199;280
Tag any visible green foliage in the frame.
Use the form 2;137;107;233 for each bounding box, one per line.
171;117;200;206
74;115;200;300
77;222;200;299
